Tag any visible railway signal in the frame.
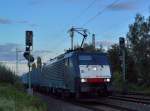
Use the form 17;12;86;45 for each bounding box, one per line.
23;47;34;62
119;37;127;93
119;37;125;49
26;31;33;46
23;30;34;95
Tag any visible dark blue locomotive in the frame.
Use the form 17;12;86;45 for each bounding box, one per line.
21;51;111;97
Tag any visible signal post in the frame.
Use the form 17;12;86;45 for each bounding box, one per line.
23;31;34;95
119;37;127;94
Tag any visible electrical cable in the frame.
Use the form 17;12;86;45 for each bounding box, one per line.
82;0;120;26
51;0;99;53
73;0;98;22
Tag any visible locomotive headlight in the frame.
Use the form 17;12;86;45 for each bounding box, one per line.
81;78;87;82
104;78;110;82
93;67;97;71
106;78;110;82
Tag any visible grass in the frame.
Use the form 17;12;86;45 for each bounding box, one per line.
112;72;150;94
127;84;150;93
0;83;47;111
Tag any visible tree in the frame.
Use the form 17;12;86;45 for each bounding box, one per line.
0;64;19;84
107;44;121;73
32;62;36;70
127;14;150;85
107;44;138;84
37;56;42;69
83;43;105;53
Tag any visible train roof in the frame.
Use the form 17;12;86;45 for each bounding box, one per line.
46;50;107;66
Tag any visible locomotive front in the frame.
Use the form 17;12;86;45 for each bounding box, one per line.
77;53;111;95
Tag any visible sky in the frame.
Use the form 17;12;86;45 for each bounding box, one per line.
0;0;149;74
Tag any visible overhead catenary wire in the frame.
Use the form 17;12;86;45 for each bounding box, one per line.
82;0;120;26
72;0;98;23
51;1;99;54
50;0;120;55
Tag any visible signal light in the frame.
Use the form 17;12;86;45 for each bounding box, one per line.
26;31;33;46
23;52;34;62
119;37;125;48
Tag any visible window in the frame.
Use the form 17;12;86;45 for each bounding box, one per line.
79;55;92;61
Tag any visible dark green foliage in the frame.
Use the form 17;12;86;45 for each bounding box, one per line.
127;14;150;85
0;64;19;84
125;51;138;83
107;44;138;84
109;14;150;86
108;44;121;73
37;56;42;69
111;72;123;91
83;43;105;53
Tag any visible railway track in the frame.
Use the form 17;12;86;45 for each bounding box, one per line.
74;99;137;111
109;95;150;105
73;94;150;111
36;92;150;111
39;93;137;111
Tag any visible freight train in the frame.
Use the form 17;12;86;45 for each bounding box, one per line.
21;50;112;97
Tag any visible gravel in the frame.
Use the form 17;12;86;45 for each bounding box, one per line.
36;93;93;111
97;97;150;111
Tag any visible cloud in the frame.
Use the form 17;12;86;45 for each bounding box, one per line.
33;50;52;63
0;17;38;27
0;43;23;61
17;20;29;24
29;24;39;27
96;40;114;48
16;20;39;27
108;1;136;11
0;18;12;24
0;43;53;75
0;43;53;63
0;43;53;61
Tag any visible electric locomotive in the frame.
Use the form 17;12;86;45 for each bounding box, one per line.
21;50;111;97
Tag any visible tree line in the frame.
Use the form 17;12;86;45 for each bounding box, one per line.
108;14;150;86
81;13;150;87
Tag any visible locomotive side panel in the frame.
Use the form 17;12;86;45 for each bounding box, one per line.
64;55;79;93
41;59;66;89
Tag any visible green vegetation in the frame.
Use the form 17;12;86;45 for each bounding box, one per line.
107;13;150;93
111;72;123;92
0;64;47;111
0;83;47;111
0;64;18;84
127;84;150;93
112;71;150;93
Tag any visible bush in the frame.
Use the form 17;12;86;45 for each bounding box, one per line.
0;64;48;111
127;83;150;93
0;84;47;111
112;72;124;91
0;64;19;84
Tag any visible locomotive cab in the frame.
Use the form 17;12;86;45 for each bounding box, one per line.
77;53;111;96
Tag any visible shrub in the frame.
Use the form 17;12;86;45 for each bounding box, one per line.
0;64;19;84
0;84;47;111
112;71;124;91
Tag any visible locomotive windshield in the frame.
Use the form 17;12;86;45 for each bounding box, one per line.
78;54;111;79
78;54;109;65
